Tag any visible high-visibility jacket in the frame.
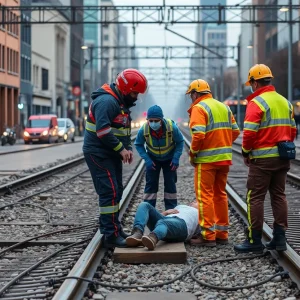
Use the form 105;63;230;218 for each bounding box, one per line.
188;94;240;164
143;119;174;156
242;85;297;159
134;118;184;161
82;83;132;158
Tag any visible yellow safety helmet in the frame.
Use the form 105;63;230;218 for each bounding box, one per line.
186;79;211;94
245;64;274;86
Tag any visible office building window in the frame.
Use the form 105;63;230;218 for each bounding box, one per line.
42;68;49;90
0;45;4;70
104;34;109;41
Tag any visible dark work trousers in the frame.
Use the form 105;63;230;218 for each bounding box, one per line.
144;159;177;210
84;153;123;238
246;157;290;234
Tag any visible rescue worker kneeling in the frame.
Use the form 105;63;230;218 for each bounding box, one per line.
135;105;184;210
126;201;199;250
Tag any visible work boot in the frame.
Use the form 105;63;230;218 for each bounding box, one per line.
102;235;127;248
119;227;130;239
216;238;229;245
142;232;158;250
190;234;216;247
234;229;264;253
265;224;287;252
126;228;143;247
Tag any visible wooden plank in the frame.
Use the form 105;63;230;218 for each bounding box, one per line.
106;292;196;300
113;241;186;264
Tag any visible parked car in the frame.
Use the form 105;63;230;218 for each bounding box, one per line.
23;115;59;144
57;118;75;142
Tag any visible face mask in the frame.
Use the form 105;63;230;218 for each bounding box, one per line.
123;94;138;107
149;122;161;131
250;86;254;93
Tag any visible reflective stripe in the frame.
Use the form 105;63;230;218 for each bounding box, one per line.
215;224;228;231
85;121;96;132
246;190;253;244
251;146;279;158
144;193;157;200
113;142;123;152
207;122;231;132
196;147;232;158
244;122;259;131
99;204;119;214
164;192;177;199
198;102;213;124
111;127;130;136
97;127;111;137
260;118;293;128
232;123;239;130
191;125;206;134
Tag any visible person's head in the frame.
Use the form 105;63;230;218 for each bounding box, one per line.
188;201;198;209
186;79;211;103
147;105;164;131
245;64;273;93
115;69;148;107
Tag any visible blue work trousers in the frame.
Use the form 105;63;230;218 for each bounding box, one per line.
134;202;188;241
84;153;122;238
144;159;177;210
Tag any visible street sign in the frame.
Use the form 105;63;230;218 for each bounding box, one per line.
72;86;81;96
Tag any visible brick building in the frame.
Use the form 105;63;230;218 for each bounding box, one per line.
0;0;20;134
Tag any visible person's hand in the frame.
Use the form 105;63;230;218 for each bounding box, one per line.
128;150;133;164
170;157;179;171
120;149;130;163
162;209;179;216
243;156;250;167
145;159;156;171
189;151;196;167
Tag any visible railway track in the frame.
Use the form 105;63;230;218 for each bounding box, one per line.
180;129;300;288
0;135;142;299
50;141;299;300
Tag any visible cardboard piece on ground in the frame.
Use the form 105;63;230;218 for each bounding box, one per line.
106;292;196;300
113;241;186;264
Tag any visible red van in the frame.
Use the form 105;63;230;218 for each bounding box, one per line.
23;115;59;144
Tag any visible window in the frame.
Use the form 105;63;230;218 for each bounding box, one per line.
0;45;4;70
42;68;49;90
104;34;109;41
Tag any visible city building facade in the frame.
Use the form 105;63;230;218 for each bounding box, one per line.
0;0;20;135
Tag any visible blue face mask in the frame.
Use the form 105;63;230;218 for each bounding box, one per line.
149;121;161;131
250;86;255;93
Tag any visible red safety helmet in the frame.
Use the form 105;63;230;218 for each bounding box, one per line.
116;69;148;95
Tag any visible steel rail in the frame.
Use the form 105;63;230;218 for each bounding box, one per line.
0;133;138;196
52;159;145;300
182;134;300;289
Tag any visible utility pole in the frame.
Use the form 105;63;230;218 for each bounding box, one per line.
220;63;224;102
237;42;241;128
80;48;84;120
89;46;93;105
288;0;293;101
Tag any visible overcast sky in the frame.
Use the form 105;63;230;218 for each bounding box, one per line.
110;0;245;112
112;0;243;68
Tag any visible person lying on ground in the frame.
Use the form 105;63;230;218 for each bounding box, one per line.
126;201;199;250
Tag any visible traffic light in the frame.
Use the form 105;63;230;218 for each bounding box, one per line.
18;103;24;110
143;111;147;117
18;95;24;110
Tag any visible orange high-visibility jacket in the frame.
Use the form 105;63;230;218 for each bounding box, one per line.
242;86;297;159
188;94;240;164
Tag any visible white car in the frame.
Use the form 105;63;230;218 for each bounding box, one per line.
57;118;75;142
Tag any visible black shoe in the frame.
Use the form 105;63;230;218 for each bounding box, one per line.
265;224;287;252
234;229;264;253
119;227;130;239
103;235;127;248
